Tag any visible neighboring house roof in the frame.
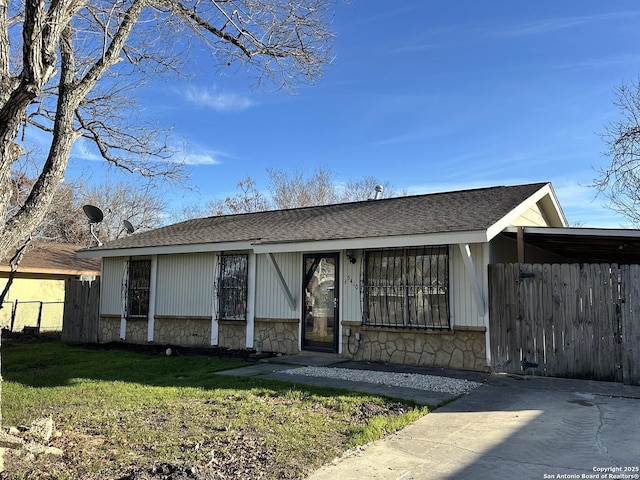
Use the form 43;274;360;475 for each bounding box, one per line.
0;242;101;276
78;182;566;258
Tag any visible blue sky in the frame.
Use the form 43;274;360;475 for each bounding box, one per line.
67;1;640;227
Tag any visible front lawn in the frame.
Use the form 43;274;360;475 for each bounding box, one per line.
1;340;428;479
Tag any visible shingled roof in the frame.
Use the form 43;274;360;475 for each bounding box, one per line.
0;242;101;276
80;182;562;257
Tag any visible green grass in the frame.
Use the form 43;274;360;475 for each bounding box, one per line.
1;341;429;479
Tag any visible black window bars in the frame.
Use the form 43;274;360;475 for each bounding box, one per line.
363;246;450;328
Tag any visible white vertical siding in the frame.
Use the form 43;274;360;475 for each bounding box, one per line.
341;250;363;322
102;244;490;331
450;243;487;328
155;253;215;317
514;203;548;226
255;252;300;319
100;257;127;315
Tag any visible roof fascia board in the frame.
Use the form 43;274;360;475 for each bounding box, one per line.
76;241;255;258
251;231;488;254
486;183;567;241
0;267;99;276
504;226;640;239
77;231;492;259
537;183;568;227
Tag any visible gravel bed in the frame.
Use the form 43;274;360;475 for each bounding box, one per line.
284;366;482;395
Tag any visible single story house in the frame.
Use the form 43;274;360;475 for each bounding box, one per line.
77;182;573;370
1;242;101;332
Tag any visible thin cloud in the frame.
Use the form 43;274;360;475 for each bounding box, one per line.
496;11;640;36
181;149;224;166
550;53;640;72
184;86;255;112
71;138;103;162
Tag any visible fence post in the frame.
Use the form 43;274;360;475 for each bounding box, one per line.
621;265;640;385
10;299;17;332
36;301;43;332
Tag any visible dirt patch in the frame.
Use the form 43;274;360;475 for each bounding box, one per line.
5;428;301;479
115;434;278;480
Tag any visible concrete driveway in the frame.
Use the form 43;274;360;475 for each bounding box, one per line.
307;375;640;480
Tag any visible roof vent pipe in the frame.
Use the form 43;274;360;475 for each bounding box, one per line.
374;184;383;200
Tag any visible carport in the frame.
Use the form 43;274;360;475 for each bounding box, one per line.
491;227;640;385
502;226;640;264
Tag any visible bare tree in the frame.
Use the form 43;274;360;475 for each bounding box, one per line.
174;167;401;220
595;79;640;226
339;176;398;202
5;169;164;245
33;180;80;241
212;176;270;215
268;167;399;207
78;179;168;244
0;0;335;261
268;165;338;208
7;150;89;242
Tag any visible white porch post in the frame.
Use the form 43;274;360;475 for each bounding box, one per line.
210;255;219;345
482;243;491;366
146;255;157;342
120;259;128;340
457;243;486;316
245;252;256;348
458;243;491;366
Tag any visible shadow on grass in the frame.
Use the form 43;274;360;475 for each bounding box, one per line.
1;338;428;406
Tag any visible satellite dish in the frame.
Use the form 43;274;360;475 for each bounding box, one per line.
82;204;104;224
123;219;135;234
82;204;104;247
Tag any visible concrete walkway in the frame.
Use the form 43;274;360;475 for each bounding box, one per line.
217;353;640;480
307;374;640;480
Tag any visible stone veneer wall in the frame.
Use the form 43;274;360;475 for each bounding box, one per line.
153;316;211;346
99;315;121;343
341;322;487;371
99;315;214;347
254;318;299;354
126;319;148;343
217;321;247;350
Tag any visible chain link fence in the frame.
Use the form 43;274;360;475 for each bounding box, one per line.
0;300;65;334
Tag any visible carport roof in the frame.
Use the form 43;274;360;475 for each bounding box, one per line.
503;227;640;264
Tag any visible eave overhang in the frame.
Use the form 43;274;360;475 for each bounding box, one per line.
77;241;256;258
77;231;491;258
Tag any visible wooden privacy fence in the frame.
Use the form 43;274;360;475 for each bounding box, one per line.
489;263;640;385
62;278;100;343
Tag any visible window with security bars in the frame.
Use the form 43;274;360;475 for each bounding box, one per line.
218;254;248;321
127;259;151;318
364;246;450;328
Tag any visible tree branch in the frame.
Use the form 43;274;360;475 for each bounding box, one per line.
0;236;31;308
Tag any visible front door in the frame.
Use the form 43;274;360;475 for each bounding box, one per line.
302;253;339;352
